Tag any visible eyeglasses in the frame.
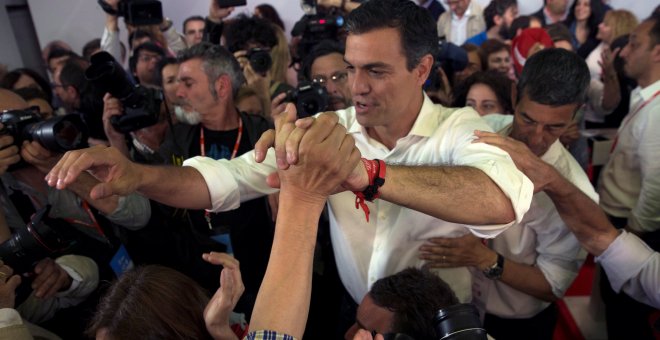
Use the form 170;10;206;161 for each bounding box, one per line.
138;54;162;63
312;71;348;86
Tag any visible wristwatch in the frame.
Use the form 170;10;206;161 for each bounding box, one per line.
483;253;504;280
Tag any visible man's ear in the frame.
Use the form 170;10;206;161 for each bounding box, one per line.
416;54;435;86
214;74;233;99
651;44;660;63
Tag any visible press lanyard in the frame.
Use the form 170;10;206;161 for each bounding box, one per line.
200;118;243;229
64;200;110;244
611;90;660;152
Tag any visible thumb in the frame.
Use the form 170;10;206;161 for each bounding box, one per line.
90;182;116;200
5;275;21;291
266;172;281;189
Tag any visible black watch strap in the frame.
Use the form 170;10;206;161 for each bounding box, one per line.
483;253;504;280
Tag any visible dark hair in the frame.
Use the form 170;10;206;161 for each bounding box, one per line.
82;38;102;60
0;68;53;104
517;48;590;106
129;42;166;77
224;14;278;53
87;265;213;340
178;43;245;98
129;29;155;50
13;86;49;102
183;15;205;33
483;0;517;30
369;268;459;340
156;57;179;88
508;15;533;38
344;0;438;71
452;70;514;114
46;48;78;68
564;0;606;41
479;39;509;70
546;23;573;44
255;4;285;31
647;13;660;47
300;39;345;81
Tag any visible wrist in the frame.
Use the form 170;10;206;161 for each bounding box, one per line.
478;249;498;271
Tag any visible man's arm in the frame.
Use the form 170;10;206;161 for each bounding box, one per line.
378;165;515;225
46;146;213;210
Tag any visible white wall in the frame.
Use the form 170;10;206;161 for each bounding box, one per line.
18;0;660;58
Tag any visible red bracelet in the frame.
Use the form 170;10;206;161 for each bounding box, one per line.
353;158;386;222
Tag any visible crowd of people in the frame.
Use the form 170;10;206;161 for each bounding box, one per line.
0;0;659;339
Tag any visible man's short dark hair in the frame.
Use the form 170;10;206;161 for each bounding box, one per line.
517;48;590;106
82;38;102;61
47;48;77;64
224;14;278;53
300;40;345;81
647;13;660;47
129;42;166;76
484;0;517;30
178;43;245;98
369;268;459;339
0;68;53;104
344;0;438;71
156;57;179;88
183;15;205;33
129;30;155;50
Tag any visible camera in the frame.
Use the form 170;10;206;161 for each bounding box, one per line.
86;51;163;134
293;14;345;61
0;109;88;171
0;206;77;275
216;0;247;8
285;81;329;118
98;0;163;26
434;303;487;339
246;48;272;75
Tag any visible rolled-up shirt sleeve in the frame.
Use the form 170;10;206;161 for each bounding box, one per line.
183;148;279;212
596;230;660;308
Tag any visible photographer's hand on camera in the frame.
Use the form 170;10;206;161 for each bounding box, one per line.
102;93;131;157
208;0;234;24
104;0;120;32
0;261;21;309
235;50;272;116
0;125;20;175
20;141;61;175
31;258;72;299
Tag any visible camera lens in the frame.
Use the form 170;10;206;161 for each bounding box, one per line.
29;114;88;153
248;49;272;74
434;303;487;340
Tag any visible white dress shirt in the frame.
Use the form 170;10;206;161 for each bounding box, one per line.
184;94;534;303
596;230;660;309
450;5;472;46
598;79;660;233
472;116;598;318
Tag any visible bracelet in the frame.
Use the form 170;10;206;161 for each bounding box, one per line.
353;158;386;222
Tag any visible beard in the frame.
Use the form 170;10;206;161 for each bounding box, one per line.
174;105;202;125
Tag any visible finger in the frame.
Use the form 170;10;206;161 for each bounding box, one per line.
5;275;21;291
42;271;68;298
89;182;117;200
294;117;315;129
202;252;239;269
254;129;275;163
266;172;281;189
274;104;298;169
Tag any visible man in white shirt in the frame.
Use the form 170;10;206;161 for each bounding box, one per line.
437;0;486;45
45;0;533;329
597;15;660;340
419;48;594;340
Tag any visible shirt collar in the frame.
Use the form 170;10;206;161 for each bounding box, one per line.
452;2;473;21
639;79;660;101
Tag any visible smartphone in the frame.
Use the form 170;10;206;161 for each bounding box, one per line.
216;0;247;8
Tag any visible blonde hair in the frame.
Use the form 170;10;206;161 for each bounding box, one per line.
269;24;291;85
603;10;639;44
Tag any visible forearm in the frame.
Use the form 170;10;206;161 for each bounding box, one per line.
601;75;621;113
249;189;324;338
499;259;557;302
137;165;212;209
380;165;515;225
544;170;618;255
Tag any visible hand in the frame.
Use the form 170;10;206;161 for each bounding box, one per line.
419;233;495;270
472;130;556;193
20;141;61;174
209;0;234;23
277;112;361;200
270;92;288;121
202;252;244;340
45;145;143;199
103;93;126;144
0;126;20;175
317;0;343;8
105;0;119;11
0;261;21;309
558;122;580;148
353;329;385;340
31;258;72;299
599;46;621;81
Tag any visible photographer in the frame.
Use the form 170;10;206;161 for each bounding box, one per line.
299;40;352;111
225;15;294;117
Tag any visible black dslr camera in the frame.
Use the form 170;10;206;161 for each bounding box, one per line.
381;303;487;340
98;0;163;26
0;109;88;171
0;206;77;275
86;51;163;134
285;81;329;118
246;48;272;75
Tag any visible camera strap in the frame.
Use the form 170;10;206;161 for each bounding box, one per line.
63;201;111;245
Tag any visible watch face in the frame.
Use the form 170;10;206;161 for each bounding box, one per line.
485;266;503;279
